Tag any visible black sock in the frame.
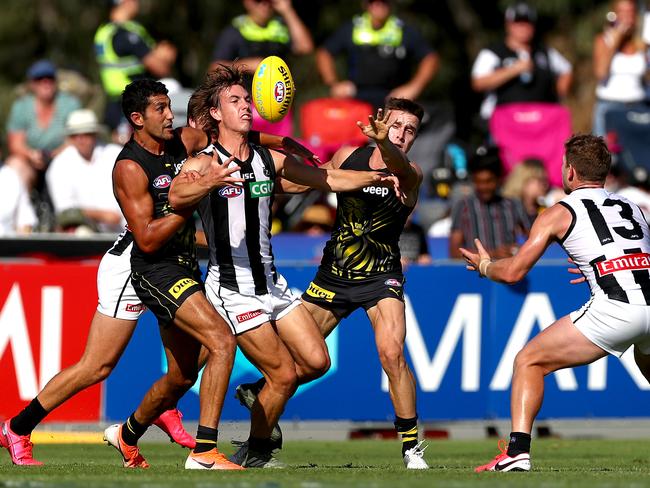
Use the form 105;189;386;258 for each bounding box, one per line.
248;436;275;453
194;425;218;453
394;415;418;456
121;413;148;447
10;398;48;436
507;431;531;457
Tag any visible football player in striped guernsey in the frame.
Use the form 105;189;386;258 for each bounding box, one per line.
462;134;650;472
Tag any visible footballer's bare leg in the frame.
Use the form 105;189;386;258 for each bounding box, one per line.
237;323;299;441
172;292;237;429
275;304;330;383
130;325;201;425
367;298;416;418
510;315;607;434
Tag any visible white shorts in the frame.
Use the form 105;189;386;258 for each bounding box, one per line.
204;271;301;335
571;297;650;357
96;244;146;321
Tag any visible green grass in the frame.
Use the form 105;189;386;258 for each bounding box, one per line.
1;439;650;487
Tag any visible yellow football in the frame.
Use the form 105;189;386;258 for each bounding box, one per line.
252;56;295;123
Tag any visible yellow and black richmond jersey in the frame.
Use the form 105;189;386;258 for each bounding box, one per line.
320;146;413;280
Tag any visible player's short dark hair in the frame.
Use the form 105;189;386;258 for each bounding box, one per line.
121;79;169;128
468;146;503;177
564;133;611;182
384;98;424;123
191;64;248;134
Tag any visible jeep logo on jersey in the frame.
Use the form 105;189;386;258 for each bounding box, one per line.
363;185;389;197
250;180;274;198
219;186;244;198
153;175;172;189
274;81;285;103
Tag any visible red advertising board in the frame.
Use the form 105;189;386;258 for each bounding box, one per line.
0;261;101;422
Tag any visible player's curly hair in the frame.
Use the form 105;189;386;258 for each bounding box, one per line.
191;64;248;134
564;133;611;182
121;79;168;128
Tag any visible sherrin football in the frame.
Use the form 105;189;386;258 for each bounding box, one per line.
252;56;294;123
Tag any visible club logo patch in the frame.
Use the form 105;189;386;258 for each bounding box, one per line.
153;175;172;189
384;278;402;287
219;186;244;198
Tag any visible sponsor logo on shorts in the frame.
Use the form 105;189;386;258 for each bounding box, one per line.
596;252;650;276
274;81;285;103
169;278;198;299
250;180;274;198
306;282;335;302
236;310;264;323
219;186;244;198
153;175;172;189
363;185;390;197
125;303;145;313
384;278;402;287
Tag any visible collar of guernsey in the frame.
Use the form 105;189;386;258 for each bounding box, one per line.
352;13;403;46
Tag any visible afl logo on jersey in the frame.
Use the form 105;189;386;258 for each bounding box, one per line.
219;186;244;198
153;175;172;189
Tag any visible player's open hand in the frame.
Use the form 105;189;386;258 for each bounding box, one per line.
357;108;391;143
567;257;586;284
460;238;492;277
205;153;244;189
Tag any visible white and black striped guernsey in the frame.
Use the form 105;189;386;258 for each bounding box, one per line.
559;188;650;305
198;141;277;296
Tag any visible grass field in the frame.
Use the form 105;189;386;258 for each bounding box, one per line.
1;439;649;487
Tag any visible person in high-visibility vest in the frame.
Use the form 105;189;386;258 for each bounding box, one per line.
209;0;313;74
94;0;177;131
316;0;439;109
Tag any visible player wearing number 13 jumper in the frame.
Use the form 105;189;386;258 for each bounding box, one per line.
461;134;650;472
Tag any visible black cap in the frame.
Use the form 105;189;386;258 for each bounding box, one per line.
505;2;537;23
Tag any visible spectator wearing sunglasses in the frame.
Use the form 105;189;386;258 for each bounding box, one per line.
316;0;439;109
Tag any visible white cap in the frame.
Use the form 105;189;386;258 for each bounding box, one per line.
65;109;100;135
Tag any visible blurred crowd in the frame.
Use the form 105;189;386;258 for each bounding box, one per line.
2;0;650;262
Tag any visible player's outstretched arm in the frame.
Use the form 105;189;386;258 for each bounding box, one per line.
277;150;389;193
113;159;189;254
459;204;572;284
358;109;420;191
252;132;321;167
168;152;242;210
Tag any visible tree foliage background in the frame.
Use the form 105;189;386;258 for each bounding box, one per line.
0;0;617;146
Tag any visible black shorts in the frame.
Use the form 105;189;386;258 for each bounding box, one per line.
301;270;405;319
131;263;204;327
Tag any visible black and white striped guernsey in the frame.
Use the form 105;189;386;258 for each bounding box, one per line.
559;187;650;305
198;141;277;295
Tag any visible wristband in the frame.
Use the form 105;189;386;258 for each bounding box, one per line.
478;258;491;278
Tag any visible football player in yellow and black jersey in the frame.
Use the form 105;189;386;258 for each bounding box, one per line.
303;98;428;469
239;98;428;468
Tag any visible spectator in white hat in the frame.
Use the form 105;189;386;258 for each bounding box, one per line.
46;109;125;233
